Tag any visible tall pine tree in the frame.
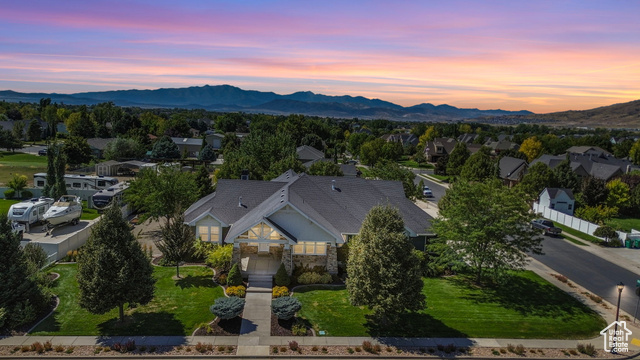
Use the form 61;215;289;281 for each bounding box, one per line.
156;212;195;278
0;214;48;329
195;165;214;198
347;205;425;326
77;205;156;321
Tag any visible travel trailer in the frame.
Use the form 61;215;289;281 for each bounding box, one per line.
7;197;55;225
33;173;118;191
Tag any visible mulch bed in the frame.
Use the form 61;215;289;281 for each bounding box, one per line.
192;316;242;336
270;314;313;336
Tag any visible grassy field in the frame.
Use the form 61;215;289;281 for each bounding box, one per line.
31;264;224;336
607;216;640;233
397;159;434;169
0;151;47;186
294;271;605;339
0;199;20;215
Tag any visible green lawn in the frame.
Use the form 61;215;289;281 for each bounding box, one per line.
31;264;224;336
607;216;640;233
294;271;605;339
397;160;434;169
0;151;47;186
554;223;604;245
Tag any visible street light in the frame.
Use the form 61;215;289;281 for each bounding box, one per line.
613;282;624;353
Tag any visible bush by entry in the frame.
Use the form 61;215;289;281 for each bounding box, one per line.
31;264;224;336
294;271;606;338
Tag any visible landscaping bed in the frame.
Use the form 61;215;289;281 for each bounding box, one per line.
193;316;242;336
270;314;313;336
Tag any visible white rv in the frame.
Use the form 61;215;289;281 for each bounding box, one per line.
33;173;118;191
8;197;55;225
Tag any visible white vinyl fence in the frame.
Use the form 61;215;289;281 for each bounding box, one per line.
532;202;626;244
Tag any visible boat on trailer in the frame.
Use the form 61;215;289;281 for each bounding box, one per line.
43;195;82;231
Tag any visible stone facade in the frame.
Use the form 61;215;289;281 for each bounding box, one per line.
232;245;241;264
282;247;292;275
326;245;338;274
240;242;258;255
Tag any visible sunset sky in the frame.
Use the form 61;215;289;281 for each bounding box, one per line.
1;1;639;113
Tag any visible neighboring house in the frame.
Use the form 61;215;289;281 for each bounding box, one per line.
424;137;457;162
183;170;433;276
565;146;611;157
538;188;575;216
339;164;360;177
381;133;419;147
171;137;203;158
296;145;325;168
87;138;115;159
531;152;637;181
457;133;479;143
499;156;527;187
483;139;519;155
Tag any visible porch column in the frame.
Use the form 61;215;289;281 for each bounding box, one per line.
282;245;292;276
327;244;338;275
232;243;240;264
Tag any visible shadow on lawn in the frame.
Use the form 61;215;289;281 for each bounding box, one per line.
97;311;185;336
365;312;468;338
175;274;214;289
449;273;597;319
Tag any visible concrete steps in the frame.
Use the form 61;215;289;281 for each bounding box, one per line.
247;274;273;293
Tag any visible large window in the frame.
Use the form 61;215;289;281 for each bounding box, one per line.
293;242;327;255
236;222;286;241
198;226;220;242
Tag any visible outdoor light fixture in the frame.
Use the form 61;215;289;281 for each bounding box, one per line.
613;282;624;353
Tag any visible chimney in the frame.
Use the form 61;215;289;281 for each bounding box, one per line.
331;180;336;191
238;196;243;208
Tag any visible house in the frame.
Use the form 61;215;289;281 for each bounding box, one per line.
424;138;457;162
483;139;519;155
457;133;479;143
339;164;360;177
183;170;433;276
566;146;611;157
87;138;115;159
95;160;121;176
499;156;527;187
380;133;419;147
531;153;637;181
296;145;325;168
171;137;203;158
538;188;575;215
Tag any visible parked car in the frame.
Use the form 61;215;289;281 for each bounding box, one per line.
423;186;433;198
531;219;562;236
38;149;47;156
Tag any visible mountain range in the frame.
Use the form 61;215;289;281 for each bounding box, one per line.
0;85;532;121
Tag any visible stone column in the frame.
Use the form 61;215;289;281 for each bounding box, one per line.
282;246;292;275
232;244;241;264
327;244;338;274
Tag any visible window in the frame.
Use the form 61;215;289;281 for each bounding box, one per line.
66;183;71;188
293;242;327;255
198;226;220;242
568;204;573;210
37;181;44;187
236;222;285;241
72;182;81;188
97;180;105;187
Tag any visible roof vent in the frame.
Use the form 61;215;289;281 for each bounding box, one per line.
331;180;336;191
238;196;243;208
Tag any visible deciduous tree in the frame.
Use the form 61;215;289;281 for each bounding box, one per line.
431;179;541;284
151;136;180;159
446;142;470;176
516;162;556;200
307;161;344;176
103;137;145;160
347;205;425;325
460;147;496;182
519;136;543;162
580;176;608;207
62;136;92;167
27;119;42;143
77;205;156;322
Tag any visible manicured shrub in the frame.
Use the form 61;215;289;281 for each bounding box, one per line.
3;189;15;199
206;244;233;271
21;190;33;199
214;272;228;285
297;272;332;285
288;341;298;351
226;285;246;298
227;263;243;286
275;263;290;286
292;320;306;336
577;343;596;356
272;286;289;298
271;296;302;320
210;296;245;320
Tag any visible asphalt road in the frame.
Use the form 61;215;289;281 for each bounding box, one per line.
530;236;640;318
411;170;447;202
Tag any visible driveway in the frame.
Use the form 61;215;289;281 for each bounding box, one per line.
530;236;640;317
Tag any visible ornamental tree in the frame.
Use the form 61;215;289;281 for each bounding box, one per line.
347;205;425;325
271;296;301;320
77;204;156;322
210;296;245;320
431;179;542;284
156;212;195;278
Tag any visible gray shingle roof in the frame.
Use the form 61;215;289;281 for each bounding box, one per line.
543;188;575;200
296;145;325;162
185;172;434;242
499;156;527;180
171;137;203;146
531;153;634;181
87;138;116;150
